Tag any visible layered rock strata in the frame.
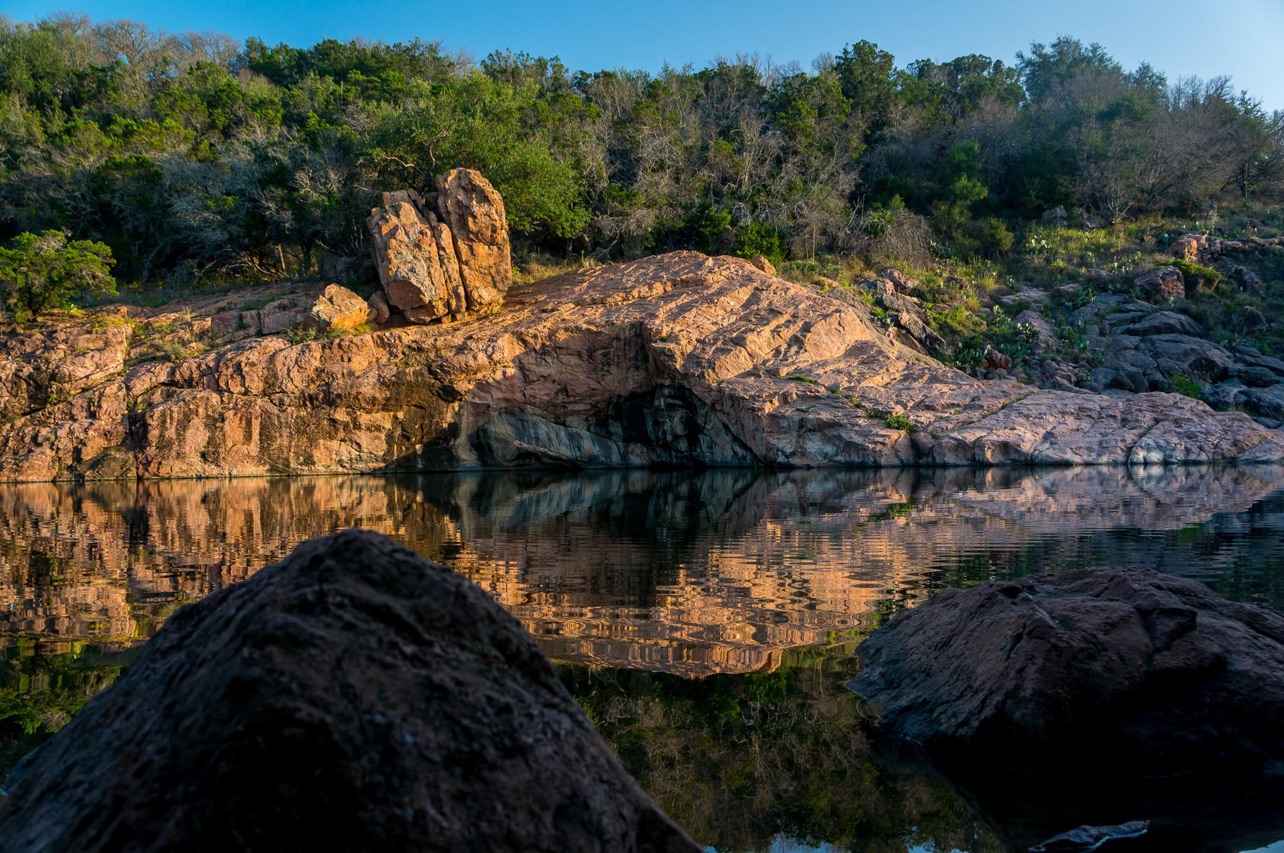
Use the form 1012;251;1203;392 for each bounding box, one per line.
0;529;700;853
367;169;511;323
2;251;1283;482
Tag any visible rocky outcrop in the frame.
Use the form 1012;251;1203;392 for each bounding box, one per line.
843;275;947;355
308;283;371;332
2;251;1283;482
998;282;1284;425
367;169;511;324
1170;231;1284;264
1135;266;1186;302
0;529;699;853
848;568;1284;774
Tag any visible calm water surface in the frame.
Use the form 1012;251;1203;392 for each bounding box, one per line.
3;465;1284;852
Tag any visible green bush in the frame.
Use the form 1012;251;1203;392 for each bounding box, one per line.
972;217;1014;257
1170;374;1202;398
0;231;116;322
734;221;786;265
1172;258;1223;290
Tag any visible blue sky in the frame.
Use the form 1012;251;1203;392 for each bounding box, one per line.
8;0;1284;110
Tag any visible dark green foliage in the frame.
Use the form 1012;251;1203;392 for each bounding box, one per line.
733;221;785;264
1170;374;1202;398
0;15;1279;289
0;231;116;320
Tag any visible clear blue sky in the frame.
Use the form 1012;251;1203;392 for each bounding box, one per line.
8;0;1284;110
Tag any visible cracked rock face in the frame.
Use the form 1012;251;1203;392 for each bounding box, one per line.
0;529;700;853
368;169;511;324
2;251;1283;482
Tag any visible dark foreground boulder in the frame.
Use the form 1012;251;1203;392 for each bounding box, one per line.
0;530;699;853
848;568;1284;775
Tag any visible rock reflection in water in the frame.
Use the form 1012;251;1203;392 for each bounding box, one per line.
1;465;1283;677
557;646;1005;853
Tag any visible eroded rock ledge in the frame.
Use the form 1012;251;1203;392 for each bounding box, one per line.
2;251;1283;482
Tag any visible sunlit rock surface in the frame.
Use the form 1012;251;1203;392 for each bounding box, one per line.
3;252;1283;482
367;169;511;323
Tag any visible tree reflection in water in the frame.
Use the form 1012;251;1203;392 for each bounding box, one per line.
3;465;1284;850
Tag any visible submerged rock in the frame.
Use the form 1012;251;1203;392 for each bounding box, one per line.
1029;820;1149;852
848;568;1284;775
0;530;699;853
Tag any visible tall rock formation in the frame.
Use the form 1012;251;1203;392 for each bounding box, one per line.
435;168;513;311
367;169;511;324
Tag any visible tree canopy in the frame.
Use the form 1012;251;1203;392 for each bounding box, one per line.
0;16;1280;285
0;230;116;320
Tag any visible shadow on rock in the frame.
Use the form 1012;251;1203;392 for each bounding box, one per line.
0;529;699;853
848;568;1284;852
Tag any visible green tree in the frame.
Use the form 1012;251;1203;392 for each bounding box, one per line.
833;40;898;128
0;230;116;321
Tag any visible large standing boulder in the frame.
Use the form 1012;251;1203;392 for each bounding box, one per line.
435;168;513;312
0;530;699;853
848;568;1284;776
368;189;469;324
367;169;512;324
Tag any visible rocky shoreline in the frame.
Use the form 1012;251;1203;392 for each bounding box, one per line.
2;249;1283;482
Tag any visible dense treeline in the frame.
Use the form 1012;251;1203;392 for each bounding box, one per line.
1;13;1281;284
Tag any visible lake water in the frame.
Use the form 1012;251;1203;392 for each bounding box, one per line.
3;465;1284;852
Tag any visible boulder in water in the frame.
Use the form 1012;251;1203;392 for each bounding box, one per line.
0;529;699;853
848;568;1284;776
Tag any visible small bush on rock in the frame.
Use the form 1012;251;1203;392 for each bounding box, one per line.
0;231;116;322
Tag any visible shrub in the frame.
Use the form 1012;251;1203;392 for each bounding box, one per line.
1170;374;1202;398
0;231;116;322
854;198;934;267
734;221;786;265
1172;258;1223;290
